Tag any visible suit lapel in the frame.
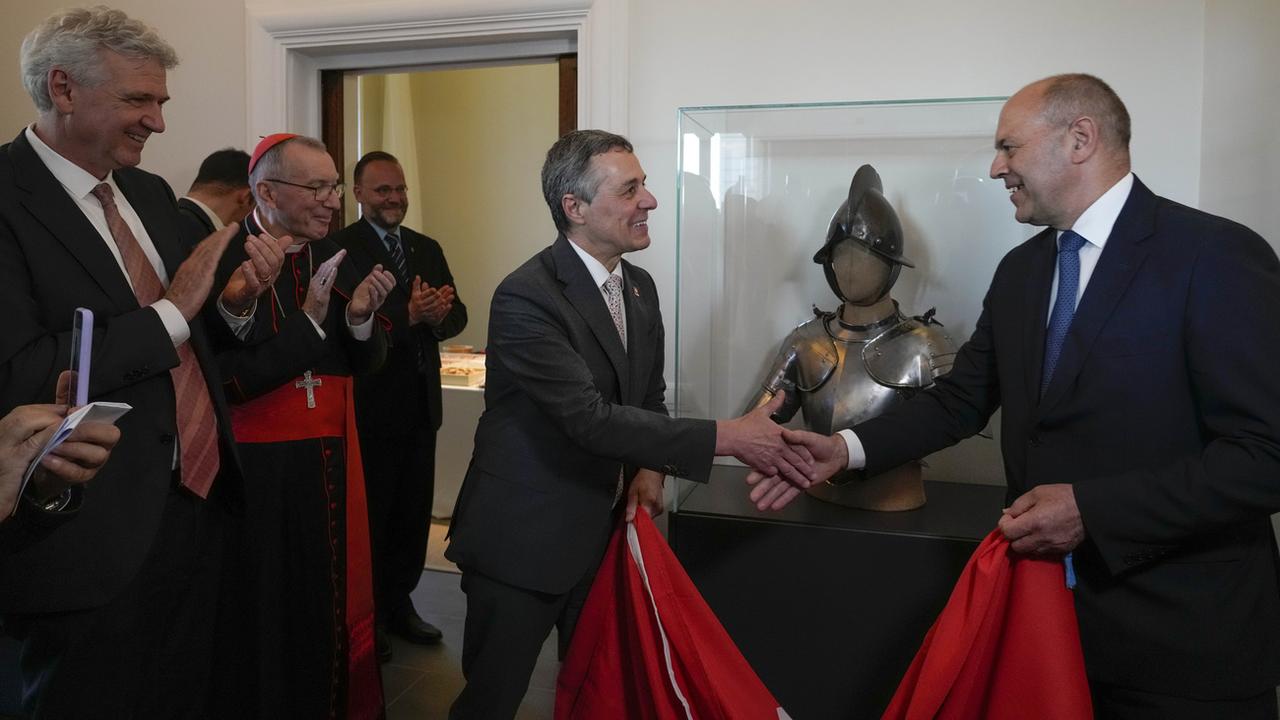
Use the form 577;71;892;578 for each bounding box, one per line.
179;198;216;235
116;170;187;280
1038;179;1157;415
553;236;629;396
1021;228;1057;406
9;133;138;310
621;262;651;406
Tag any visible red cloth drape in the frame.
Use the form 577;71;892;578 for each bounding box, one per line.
556;512;789;719
881;529;1092;720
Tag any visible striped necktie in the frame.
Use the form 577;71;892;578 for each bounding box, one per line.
91;183;220;497
384;232;411;288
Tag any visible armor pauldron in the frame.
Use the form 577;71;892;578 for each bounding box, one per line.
863;319;956;389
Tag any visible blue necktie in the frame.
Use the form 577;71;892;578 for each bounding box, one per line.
1040;230;1087;590
1041;230;1087;397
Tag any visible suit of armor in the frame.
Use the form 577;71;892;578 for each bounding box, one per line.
749;165;954;510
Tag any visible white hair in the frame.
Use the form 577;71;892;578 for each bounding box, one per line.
20;6;178;114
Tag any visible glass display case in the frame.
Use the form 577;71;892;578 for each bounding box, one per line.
673;98;1021;511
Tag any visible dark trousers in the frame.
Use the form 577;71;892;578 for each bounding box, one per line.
1091;681;1279;720
6;487;226;719
362;422;436;624
449;567;596;720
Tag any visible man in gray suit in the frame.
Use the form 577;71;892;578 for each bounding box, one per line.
445;129;810;719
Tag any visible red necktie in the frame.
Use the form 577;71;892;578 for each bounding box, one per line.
92;183;220;497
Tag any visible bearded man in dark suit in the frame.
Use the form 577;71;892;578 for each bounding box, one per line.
333;151;467;659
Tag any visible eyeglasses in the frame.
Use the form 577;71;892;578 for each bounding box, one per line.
265;178;345;201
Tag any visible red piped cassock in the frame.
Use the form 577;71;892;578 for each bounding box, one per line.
213;217;387;719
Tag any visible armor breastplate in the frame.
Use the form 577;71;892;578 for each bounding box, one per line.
760;311;955;435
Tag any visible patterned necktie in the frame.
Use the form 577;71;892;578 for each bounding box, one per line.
604;273;628;506
603;274;626;349
91;183;220;497
384;232;411;288
1041;230;1088;397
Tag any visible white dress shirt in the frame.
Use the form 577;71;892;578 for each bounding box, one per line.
837;173;1136;470
25;126;190;346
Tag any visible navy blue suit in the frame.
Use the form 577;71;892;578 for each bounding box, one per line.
855;177;1280;700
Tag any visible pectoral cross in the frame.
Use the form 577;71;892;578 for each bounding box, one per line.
295;370;322;409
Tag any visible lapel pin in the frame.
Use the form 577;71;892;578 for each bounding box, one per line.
632;286;640;298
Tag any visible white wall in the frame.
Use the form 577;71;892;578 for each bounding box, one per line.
0;0;248;193
1200;0;1280;252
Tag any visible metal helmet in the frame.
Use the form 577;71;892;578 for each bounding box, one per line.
813;164;914;270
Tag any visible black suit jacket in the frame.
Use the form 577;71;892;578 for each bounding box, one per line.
446;235;717;594
0;130;242;613
331;218;466;433
855;177;1280;698
176;196;217;248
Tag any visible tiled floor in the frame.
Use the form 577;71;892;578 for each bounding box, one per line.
383;568;558;719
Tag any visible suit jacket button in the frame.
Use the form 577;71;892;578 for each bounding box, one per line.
1028;434;1041;446
159;433;175;445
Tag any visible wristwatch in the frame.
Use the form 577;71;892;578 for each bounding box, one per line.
37;489;73;513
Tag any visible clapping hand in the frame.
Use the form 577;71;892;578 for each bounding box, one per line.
408;277;456;327
347;265;397;326
220;230;294;314
301;249;346;326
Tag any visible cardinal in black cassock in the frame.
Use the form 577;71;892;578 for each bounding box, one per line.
211;133;395;720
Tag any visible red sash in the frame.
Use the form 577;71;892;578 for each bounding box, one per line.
230;374;383;718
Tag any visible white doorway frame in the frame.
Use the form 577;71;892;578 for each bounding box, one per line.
245;0;626;145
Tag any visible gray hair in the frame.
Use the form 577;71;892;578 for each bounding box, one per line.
541;129;634;232
249;135;329;202
21;6;179;114
1038;73;1131;151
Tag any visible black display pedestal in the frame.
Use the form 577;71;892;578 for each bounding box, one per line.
669;467;1006;719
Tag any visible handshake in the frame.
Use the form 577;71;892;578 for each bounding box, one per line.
715;391;850;512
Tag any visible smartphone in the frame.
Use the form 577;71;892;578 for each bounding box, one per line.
69;307;92;407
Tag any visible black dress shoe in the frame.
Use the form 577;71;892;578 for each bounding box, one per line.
389;608;443;645
375;625;393;663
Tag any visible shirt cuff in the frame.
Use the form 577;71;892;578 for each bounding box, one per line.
151;299;190;347
217;298;256;340
837;428;867;470
346;312;373;341
307;314;327;341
